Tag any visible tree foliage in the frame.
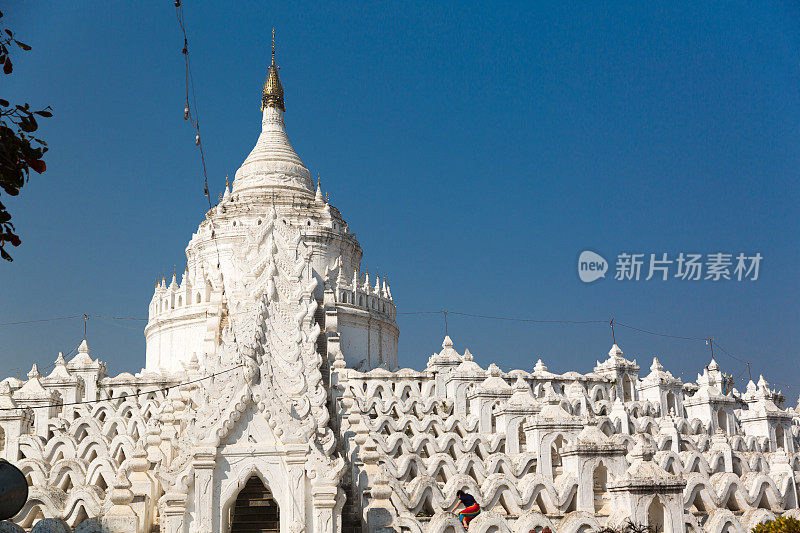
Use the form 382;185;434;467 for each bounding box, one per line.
595;521;655;533
0;9;51;262
752;516;800;533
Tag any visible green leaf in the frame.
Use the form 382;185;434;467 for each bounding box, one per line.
14;41;31;52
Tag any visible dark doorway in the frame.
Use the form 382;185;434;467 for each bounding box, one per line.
230;476;280;533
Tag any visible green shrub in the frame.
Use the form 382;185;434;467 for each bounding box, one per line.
595;521;654;533
752;516;800;533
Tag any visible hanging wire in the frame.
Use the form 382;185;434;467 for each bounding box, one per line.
0;315;83;327
1;309;796;389
709;341;748;364
0;314;146;327
0;364;244;411
613;321;706;341
448;311;608;326
173;1;232;331
175;1;210;204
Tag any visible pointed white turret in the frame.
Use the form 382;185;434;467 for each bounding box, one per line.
222;176;231;201
48;352;72;380
233;32;313;196
651;357;663;372
315;179;324;203
336;260;346;288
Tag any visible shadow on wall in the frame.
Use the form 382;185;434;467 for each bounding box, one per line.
1;517;119;532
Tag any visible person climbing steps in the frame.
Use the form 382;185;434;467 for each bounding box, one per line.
451;490;481;529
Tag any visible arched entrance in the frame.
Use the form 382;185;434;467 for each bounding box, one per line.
775;425;785;450
230;476;280;533
717;410;727;434
622;375;634;402
551;435;564;476
666;391;676;415
647;496;665;532
593;462;610;514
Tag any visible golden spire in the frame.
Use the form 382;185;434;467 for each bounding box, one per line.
225;174;229;189
261;28;285;112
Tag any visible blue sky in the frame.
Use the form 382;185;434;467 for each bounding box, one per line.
1;2;798;395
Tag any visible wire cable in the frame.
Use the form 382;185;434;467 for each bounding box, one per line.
2;310;795;389
613;321;706;341
448;311;607;325
174;1;232;335
0;315;82;327
0;364;244;411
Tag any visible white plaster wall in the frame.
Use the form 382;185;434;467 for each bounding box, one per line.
145;315;208;373
338;311;398;370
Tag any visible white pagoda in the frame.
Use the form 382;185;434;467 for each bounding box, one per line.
1;42;799;533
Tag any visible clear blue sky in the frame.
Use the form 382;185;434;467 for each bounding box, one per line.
1;2;798;395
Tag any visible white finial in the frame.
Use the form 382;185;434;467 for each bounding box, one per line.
27;364;41;380
336;261;346;287
534;359;548;373
78;339;90;355
222;175;231;201
442;336;453;349
650;357;663;372
315;176;323;203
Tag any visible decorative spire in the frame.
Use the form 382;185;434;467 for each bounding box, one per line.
315;174;324;203
261;28;285;112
